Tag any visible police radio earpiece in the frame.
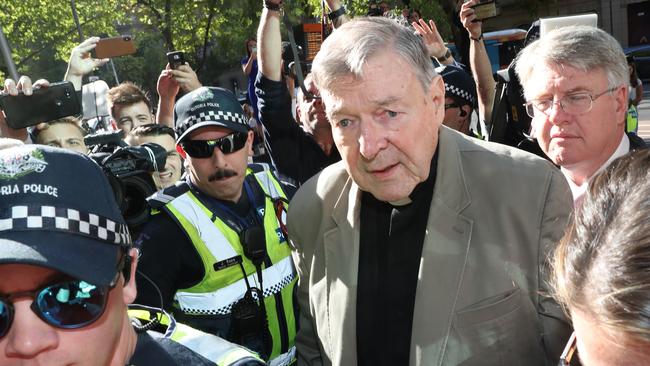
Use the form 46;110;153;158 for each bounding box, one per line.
122;252;132;284
459;109;467;117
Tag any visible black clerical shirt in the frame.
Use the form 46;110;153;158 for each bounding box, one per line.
356;152;438;366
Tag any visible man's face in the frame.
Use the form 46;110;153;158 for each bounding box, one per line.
442;97;471;135
112;101;153;134
0;264;130;365
524;63;627;180
183;126;253;202
297;78;329;134
321;50;444;202
127;134;182;189
36;123;88;154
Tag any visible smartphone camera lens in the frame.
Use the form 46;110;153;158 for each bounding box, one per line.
124;36;131;41
55;99;62;107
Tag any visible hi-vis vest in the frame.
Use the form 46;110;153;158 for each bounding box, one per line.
148;164;297;366
128;306;265;366
627;104;639;134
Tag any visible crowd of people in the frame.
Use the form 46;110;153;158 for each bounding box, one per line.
0;0;649;365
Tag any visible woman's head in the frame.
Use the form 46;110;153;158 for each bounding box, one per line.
552;149;650;365
245;38;256;57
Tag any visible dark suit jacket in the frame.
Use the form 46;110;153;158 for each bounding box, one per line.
288;127;574;366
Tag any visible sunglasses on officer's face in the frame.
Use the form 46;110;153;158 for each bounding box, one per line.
180;132;248;158
0;278;115;338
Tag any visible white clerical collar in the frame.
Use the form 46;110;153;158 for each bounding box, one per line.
564;134;629;203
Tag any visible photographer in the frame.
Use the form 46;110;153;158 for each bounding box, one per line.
255;0;342;184
32;116;89;154
124;124;183;189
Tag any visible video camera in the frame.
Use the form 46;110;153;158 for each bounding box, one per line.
85;130;167;229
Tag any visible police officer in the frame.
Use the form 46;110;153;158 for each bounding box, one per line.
135;87;298;366
0;144;264;366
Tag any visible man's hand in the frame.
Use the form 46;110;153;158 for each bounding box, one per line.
0;76;50;140
157;68;180;100
412;19;447;59
171;64;202;93
64;37;109;91
460;0;483;40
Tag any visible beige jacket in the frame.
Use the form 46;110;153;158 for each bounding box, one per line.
288;127;573;366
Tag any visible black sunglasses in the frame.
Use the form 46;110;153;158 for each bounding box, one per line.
181;132;248;158
0;279;114;338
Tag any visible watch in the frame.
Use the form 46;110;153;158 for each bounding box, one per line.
436;48;452;63
328;6;346;21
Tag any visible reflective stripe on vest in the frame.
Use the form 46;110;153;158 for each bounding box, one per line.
171;322;264;365
128;308;263;365
168;194;238;260
269;346;295;366
175;255;295;314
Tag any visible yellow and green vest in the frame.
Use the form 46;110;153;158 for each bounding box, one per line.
157;165;297;366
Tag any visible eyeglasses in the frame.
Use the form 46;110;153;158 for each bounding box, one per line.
180;132;248;158
558;332;577;366
0;279;115;338
524;87;619;118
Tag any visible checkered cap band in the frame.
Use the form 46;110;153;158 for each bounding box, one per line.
445;84;477;106
0;205;131;247
176;110;247;136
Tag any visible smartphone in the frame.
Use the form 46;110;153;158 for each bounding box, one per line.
167;51;186;69
95;35;136;59
0;81;81;129
471;0;498;21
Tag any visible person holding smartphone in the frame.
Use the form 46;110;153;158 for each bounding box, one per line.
241;38;259;121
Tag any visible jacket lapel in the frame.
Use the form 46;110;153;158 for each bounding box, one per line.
323;177;361;365
411;127;473;366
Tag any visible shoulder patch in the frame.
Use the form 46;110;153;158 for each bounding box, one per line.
147;181;190;209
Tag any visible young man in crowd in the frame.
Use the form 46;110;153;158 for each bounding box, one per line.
106;82;155;134
515;25;646;203
136;87;298;366
125;124;183;189
288;17;573;365
32;116;89;154
0;144;264;365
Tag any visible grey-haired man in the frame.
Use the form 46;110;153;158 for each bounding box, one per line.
289;17;573;366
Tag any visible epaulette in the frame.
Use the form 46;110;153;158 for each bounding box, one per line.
146;181;190;209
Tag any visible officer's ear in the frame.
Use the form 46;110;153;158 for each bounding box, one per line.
122;248;139;305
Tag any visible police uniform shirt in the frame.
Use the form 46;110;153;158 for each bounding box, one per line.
356;152;438;366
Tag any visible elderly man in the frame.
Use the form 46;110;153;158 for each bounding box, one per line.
288;17;573;366
515;26;646;202
0;145;263;365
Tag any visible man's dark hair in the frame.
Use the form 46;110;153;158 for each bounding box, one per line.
106;82;152;117
128;123;175;140
32;116;87;141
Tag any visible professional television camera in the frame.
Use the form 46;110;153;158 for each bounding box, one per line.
85;130;166;229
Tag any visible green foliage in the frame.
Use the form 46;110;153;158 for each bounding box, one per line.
0;0;476;90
